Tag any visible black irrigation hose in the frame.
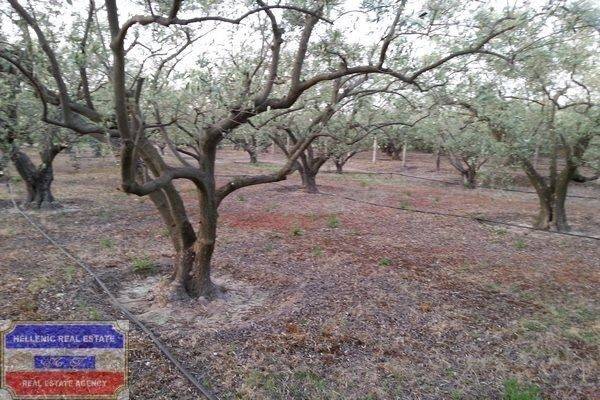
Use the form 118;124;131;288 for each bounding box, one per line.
335;169;599;201
5;182;219;400
219;171;599;239
270;181;599;241
314;188;600;241
223;161;599;200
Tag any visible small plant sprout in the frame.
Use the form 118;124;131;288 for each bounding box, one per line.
379;258;392;267
312;246;324;256
100;238;115;248
132;257;155;273
327;215;340;228
502;378;541;400
514;239;527;250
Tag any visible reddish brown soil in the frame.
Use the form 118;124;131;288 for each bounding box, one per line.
0;149;598;399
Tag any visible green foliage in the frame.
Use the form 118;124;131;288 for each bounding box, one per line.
64;265;77;284
502;378;542;400
514;239;528;250
99;238;114;249
327;215;340;228
132;257;155;273
28;276;50;294
378;258;392;267
399;200;411;210
312;246;324;257
88;307;101;320
521;319;547;333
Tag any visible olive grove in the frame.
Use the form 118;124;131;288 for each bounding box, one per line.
1;0;596;300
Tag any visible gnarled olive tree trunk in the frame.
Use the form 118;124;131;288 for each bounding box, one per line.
296;149;328;193
332;150;358;174
297;162;318;193
521;132;592;232
382;140;402;160
461;168;477;189
131;129;316;300
272;132;328;193
522;158;576;231
447;153;483;189
129;127;220;299
9;141;66;209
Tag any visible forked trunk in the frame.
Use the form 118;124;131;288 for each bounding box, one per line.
529;164;574;232
461;168;477;189
25;167;58;209
10;145;62;209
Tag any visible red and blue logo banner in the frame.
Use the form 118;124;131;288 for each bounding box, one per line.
1;321;128;399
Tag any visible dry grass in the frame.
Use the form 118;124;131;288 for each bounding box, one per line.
0;150;598;399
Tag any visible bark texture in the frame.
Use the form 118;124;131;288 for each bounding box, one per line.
9;141;66;209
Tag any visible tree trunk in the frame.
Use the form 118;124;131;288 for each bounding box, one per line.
303;172;318;193
188;209;218;298
552;166;575;232
247;149;258;164
10;146;61;209
168;185;219;299
435;150;441;172
525;159;575;232
298;164;319;193
553;192;569;232
130;137;218;300
335;161;343;174
29;167;57;208
461;168;477;189
533;191;553;230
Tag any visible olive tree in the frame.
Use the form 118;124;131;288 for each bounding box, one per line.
0;59;74;208
417;109;502;188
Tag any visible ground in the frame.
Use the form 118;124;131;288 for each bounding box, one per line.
0;149;598;400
